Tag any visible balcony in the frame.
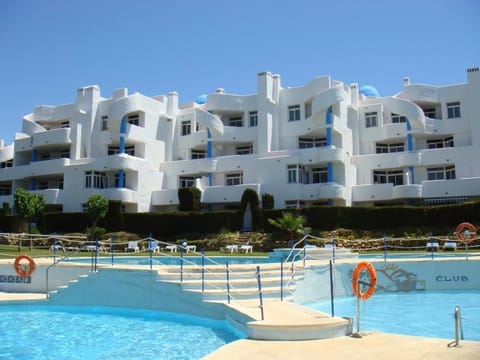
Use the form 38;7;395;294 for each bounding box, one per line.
302;183;346;200
160;158;217;175
353;152;421;169
32;128;71;148
422;178;480;198
420;148;459;166
202;184;261;203
212;126;257;143
207;93;256;113
392;185;422;198
298;146;347;164
29;158;70;176
32;189;64;204
85;188;136;203
151;188;179;206
106;154;145;170
14;137;33;152
352;183;394;202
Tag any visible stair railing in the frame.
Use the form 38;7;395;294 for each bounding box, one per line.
447;306;464;347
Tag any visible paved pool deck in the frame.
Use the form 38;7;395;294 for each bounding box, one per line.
203;333;480;360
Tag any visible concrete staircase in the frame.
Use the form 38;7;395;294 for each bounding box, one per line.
47;273;91;298
156;262;304;302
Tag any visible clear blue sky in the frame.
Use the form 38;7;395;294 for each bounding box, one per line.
1;0;478;144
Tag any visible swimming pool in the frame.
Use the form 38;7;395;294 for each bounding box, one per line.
0;304;243;360
304;290;480;341
68;256;277;266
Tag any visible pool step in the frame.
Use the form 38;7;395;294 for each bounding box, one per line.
156;268;303;282
47;273;92;298
185;285;297;301
178;276;301;290
155;262;304;302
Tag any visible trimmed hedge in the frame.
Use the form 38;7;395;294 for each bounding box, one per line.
1;202;478;237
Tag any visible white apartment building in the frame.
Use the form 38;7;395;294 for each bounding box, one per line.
0;68;479;213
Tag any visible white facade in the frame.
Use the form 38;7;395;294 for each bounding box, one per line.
1;68;479;213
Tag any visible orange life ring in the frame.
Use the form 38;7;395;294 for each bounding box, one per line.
14;254;36;277
352;261;376;300
455;222;477;243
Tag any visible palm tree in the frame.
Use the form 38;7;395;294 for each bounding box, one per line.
268;211;306;241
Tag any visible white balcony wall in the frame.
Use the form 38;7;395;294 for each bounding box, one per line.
302;183;346;200
29;158;70;177
151;188;178;206
212;126;257;143
14;137;33;152
352;183;394;202
32;104;73;122
31;128;71;148
392;185;422;198
422;178;480;198
207;94;257;113
32;189;64;204
0;144;14;162
202;184;261;204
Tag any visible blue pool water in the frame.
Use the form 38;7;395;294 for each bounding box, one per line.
0;305;243;360
69;256;276;266
305;290;480;341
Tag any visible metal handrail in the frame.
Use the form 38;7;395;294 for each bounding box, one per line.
447;306;464;347
45;246;87;298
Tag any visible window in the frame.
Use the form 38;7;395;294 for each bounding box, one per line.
124;146;135;156
85;171;106;188
0;183;12;195
1;159;13;168
373;170;404;185
226;173;243;186
391;113;407;123
236;145;252;155
60;121;70;128
179;176;195;188
229;116;243;127
427;136;454;149
108;146;134;156
58;178;64;189
191;150;206;159
376;143;405;153
299;137;327;149
287;165;305;184
61;150;70;158
39;181;48;190
288;105;301;122
285;200;305;209
305;102;312;118
365;112;378;127
427;166;456;180
249;111;258;127
41;154;50;161
312;167;328;183
423;109;436;119
181;121;191;136
447;102;461;118
101;116;108;131
127;113;140;126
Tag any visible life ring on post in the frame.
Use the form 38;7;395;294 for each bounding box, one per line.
352;261;377;300
14;254;36;277
455;222;477;244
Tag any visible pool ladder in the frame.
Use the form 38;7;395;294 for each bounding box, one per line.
447;306;464;347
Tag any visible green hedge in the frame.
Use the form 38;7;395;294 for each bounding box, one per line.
122;210;242;237
2;202;479;237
